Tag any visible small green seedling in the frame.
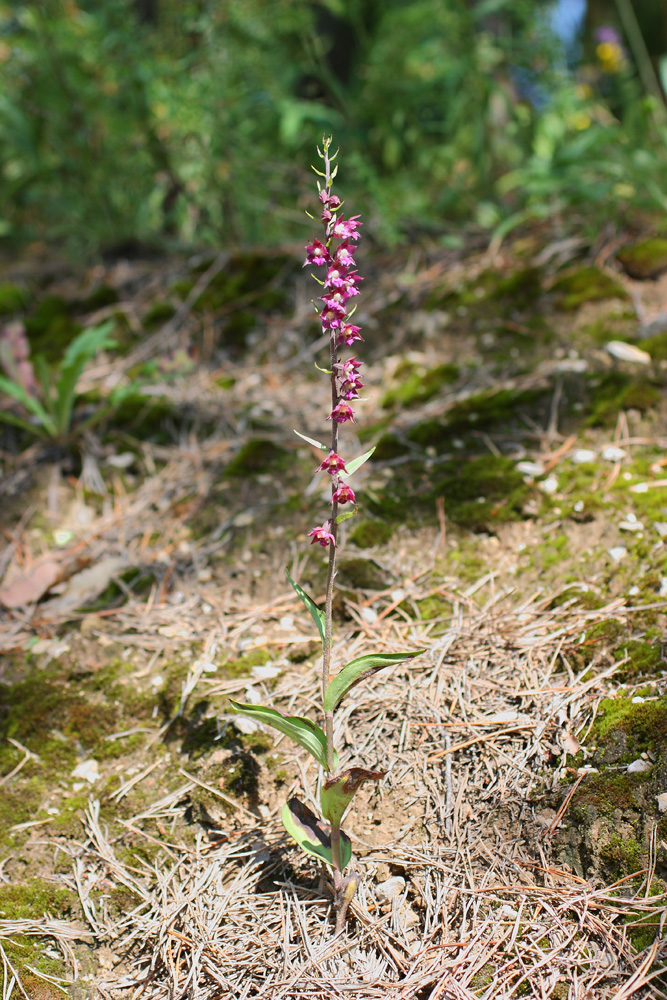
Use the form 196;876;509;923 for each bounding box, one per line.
0;319;128;441
231;138;422;934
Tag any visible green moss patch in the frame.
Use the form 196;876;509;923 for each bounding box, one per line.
552;266;628;311
349;519;394;549
337;557;390;590
381;362;459;409
224;438;289;477
585;373;661;427
592;696;667;761
617;238;667;280
0;282;30;316
368;454;531;532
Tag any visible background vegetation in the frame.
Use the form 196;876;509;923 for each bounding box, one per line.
1;0;666;256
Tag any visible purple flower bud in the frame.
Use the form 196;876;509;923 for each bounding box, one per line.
308;522;336;547
316;451;347;475
332;482;356;504
328;402;355;423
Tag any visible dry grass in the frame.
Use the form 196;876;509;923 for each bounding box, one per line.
44;585;665;999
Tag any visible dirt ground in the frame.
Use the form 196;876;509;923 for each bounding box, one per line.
1;226;667;998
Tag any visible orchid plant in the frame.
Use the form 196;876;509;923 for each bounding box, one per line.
231;138;422;934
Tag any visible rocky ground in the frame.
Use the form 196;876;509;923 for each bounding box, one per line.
1;226;667;998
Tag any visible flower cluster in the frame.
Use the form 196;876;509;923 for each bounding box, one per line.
305;141;364;548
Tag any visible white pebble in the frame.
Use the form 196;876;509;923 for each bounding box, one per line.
657;792;667;813
572;449;596;464
573;500;584;512
251;664;281;680
627;759;652;774
361;606;378;623
376;876;405;902
608;546;627;562
71;760;100;783
539;476;558;494
602;446;627;462
516;461;544;478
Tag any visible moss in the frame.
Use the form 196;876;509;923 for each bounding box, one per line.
106;391;176;440
571;771;647;819
599;834;643;879
349;520;394;549
592;696;667;759
579;309;638;346
641;332;667;361
615;640;662;681
77;284;119;312
585;373;661;427
224;438;289;477
381;362;459;409
24;295;82;362
617;238;667;280
0;282;30;315
366;454;531;532
224;647;271;677
552;266;628;310
338;557;389;590
0;879;73;920
415;595;451;621
470;962;494;989
442;386;548;437
489;266;543;303
142;300;176;330
371;433;410;462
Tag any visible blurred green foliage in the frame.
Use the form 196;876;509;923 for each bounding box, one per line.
0;0;665;255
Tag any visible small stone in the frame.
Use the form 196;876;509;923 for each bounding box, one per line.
233;715;259;734
71;760;100;783
619;515;644;532
627;759;652;774
361;606;378;623
602;445;627;462
539;476;558;494
276;615;294;630
628;586;640;596
631;696;645;703
572;449;596;464
573;500;584;512
251;664;281;680
657;792;667;813
655;523;667;537
608;546;627;562
516;460;544;478
391;589;406;602
606;341;651;364
376;876;405;902
660;578;667;597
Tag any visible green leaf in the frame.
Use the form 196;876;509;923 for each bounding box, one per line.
229;701;329;769
53;321;116;435
324;650;424;713
320;767;385;826
286;568;326;648
0;373;56;436
0;408;48;437
343;447;376;478
334;508;357;525
281;798;352;869
294;429;327;451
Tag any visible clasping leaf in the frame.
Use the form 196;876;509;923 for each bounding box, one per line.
321;767;385;826
229;701;330;769
323;650;424;713
281;797;352;869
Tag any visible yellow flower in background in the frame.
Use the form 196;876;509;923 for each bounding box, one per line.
568;111;591;131
596;41;624;74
